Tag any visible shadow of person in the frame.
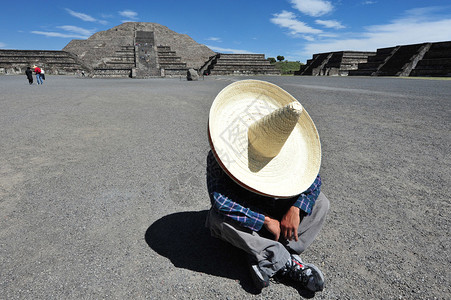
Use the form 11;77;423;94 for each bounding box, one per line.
144;210;262;294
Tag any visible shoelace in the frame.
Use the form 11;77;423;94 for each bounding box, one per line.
289;259;313;284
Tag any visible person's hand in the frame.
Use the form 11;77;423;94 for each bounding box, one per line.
280;206;301;241
264;216;281;241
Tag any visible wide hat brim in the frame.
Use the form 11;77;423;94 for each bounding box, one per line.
208;80;321;198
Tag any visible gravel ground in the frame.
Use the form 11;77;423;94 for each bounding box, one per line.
0;75;449;299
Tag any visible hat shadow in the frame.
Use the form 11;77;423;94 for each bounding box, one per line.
248;139;273;172
144;210;261;294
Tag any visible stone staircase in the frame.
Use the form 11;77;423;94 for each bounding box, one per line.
336;52;376;75
348;47;398;76
313;53;334;76
199;54;218;75
157;45;188;76
410;41;451;77
295;52;331;75
348;42;448;77
91;43;189;78
375;43;427;76
205;54;280;75
0;50;89;75
296;51;375;76
92;46;135;78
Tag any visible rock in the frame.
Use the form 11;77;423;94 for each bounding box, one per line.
187;68;199;81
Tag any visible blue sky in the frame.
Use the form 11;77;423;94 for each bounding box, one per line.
1;0;450;62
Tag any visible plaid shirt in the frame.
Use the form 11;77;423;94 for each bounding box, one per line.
207;151;321;232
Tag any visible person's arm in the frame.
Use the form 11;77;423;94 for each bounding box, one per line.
207;151;265;231
280;206;301;241
264;215;281;241
280;175;322;241
210;191;266;231
211;190;281;240
292;174;322;215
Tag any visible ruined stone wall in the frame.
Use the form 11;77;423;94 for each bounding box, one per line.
0;49;89;75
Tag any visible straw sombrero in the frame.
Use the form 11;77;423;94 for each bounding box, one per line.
208;80;321;198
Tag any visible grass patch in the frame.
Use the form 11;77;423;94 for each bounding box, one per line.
273;61;303;75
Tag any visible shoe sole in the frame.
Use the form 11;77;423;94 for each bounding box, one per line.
303;263;325;292
250;264;270;289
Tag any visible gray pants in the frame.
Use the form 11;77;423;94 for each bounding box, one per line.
205;192;330;277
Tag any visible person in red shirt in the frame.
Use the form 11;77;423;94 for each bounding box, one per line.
33;65;43;85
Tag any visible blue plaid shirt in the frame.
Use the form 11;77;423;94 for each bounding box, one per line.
207;151;321;232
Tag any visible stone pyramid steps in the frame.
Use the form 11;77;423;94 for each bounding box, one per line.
92;46;135;78
296;51;375;76
0;50;89;75
410;41;451;77
375;43;426;76
347;47;397;76
347;41;450;77
296;53;331;75
157;45;188;75
338;52;376;75
206;54;280;75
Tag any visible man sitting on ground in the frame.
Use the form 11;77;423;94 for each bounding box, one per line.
205;80;329;294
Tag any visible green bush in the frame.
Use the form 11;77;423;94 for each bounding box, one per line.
267;57;276;64
273;61;304;75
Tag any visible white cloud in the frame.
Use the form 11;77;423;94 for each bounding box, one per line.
65;8;107;25
300;8;451;59
270;11;322;37
303;35;315;42
57;26;94;37
0;42;6;48
206;45;254;54
31;25;95;39
31;31;88;39
315;19;345;29
206;37;222;42
65;8;96;22
119;10;138;20
362;1;377;5
290;0;333;17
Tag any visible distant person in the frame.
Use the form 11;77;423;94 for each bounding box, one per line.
41;68;46;80
33;65;43;85
25;67;33;85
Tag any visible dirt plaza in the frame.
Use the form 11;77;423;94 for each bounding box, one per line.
0;75;449;299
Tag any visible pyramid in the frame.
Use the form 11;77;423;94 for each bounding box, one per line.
63;22;215;78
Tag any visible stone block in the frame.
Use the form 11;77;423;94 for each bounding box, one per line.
186;68;198;81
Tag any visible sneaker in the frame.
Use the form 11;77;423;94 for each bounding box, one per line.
249;264;270;290
278;254;324;292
